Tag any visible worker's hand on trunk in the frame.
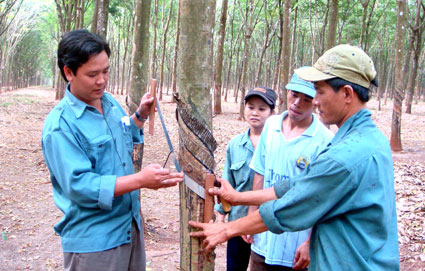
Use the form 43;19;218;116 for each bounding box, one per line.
138;164;183;190
189;220;229;253
209;178;241;206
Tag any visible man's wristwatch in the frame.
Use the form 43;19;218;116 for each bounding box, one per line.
134;111;148;122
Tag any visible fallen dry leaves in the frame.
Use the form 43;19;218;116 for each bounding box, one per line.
395;161;425;263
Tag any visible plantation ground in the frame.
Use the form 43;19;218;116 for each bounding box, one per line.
0;87;424;270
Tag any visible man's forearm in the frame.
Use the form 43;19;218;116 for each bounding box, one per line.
115;174;139;197
247;173;266;212
226;210;268;238
236;187;277;206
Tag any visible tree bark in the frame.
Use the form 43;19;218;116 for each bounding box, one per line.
359;0;377;52
214;0;228;114
54;0;76;99
233;46;241;102
405;0;424;114
91;0;99;33
377;45;390;111
278;0;291;113
178;0;216;270
97;0;109;38
414;52;425;104
171;0;181;97
159;0;173;101
359;0;369;50
391;0;407;151
272;0;283;91
255;3;277;86
289;1;298;77
224;10;237;102
238;0;263;119
151;0;158;79
121;14;133;95
128;0;152;171
326;0;338;51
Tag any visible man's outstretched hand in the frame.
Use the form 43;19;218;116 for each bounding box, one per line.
188;220;230;253
189;210;269;253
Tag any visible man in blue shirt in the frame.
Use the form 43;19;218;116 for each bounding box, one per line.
189;44;400;271
42;30;183;271
248;70;333;271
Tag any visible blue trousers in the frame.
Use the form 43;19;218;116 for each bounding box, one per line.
226;236;251;271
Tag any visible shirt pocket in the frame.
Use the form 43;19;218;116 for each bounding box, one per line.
230;160;252;189
230;160;245;171
84;134;114;174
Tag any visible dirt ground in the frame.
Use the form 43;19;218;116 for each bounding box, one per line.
0;86;424;271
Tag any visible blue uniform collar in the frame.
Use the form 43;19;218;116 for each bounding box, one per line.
238;129;254;152
271;111;319;138
330;108;371;146
65;84;112;119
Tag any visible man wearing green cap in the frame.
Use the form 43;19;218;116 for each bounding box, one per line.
248;68;333;271
189;44;400;271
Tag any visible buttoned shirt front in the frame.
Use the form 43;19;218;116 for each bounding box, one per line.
215;129;255;221
260;109;400;271
42;88;143;253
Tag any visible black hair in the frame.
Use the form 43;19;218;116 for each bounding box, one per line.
57;29;111;82
325;77;378;102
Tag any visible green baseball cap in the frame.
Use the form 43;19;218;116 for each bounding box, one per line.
294;44;377;88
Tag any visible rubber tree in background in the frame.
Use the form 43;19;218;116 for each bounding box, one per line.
278;0;290;112
326;0;338;51
213;0;228;115
127;0;151;171
391;0;407;151
237;0;263;119
91;0;109;39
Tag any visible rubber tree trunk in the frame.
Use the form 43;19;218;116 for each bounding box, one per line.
127;0;151;171
159;0;173;101
171;0;181;97
238;0;260;119
272;0;283;91
326;0;338;51
213;0;228;115
92;0;109;39
177;0;216;270
405;0;424;114
151;0;158;79
391;0;406;151
91;0;99;33
278;0;291;113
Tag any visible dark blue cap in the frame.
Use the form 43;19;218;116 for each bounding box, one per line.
244;87;277;110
